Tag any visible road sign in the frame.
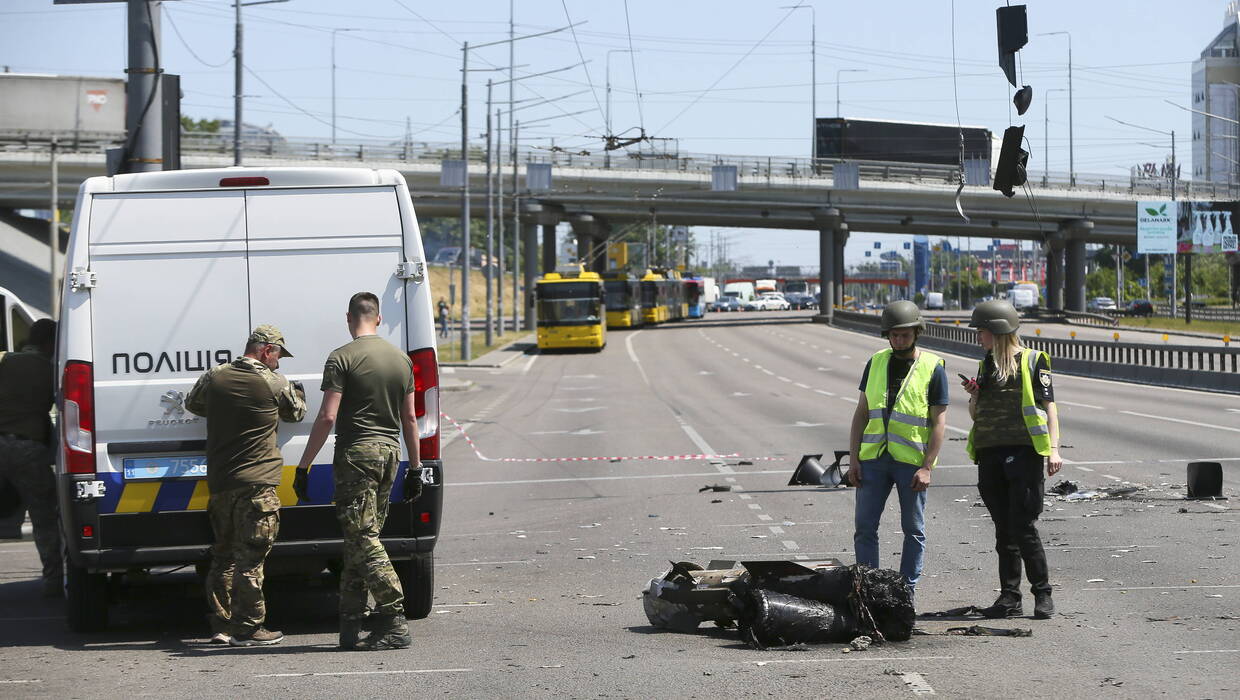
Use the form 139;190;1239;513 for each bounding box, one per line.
1121;250;1132;262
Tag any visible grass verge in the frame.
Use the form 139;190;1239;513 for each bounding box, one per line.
438;329;529;362
1117;316;1238;339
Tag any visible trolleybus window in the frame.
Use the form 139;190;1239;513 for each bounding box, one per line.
537;282;603;325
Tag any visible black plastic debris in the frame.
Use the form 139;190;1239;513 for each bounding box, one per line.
1047;480;1078;496
739;589;857;649
699;484;733;493
922;605;987;618
945;625;1032;637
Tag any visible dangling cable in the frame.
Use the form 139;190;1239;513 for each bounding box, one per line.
951;0;970;222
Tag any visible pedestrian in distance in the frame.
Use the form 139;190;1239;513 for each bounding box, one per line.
186;324;307;647
295;291;423;651
960;300;1062;620
847;300;948;598
437;297;450;339
0;319;63;598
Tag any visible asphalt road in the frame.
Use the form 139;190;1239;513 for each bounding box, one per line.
1;311;1237;697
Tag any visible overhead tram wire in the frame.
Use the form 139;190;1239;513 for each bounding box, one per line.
244;66;400;139
560;0;606;125
655;5;802;134
165;6;232;68
622;0;646;133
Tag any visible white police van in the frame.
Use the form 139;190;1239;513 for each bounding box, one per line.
56;167;443;632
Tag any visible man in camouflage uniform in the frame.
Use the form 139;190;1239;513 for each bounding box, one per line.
296;291;421;651
0;319;62;597
186;325;306;647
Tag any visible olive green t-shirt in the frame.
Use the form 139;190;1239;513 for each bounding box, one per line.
185;357;307;492
0;349;54;444
321;335;415;450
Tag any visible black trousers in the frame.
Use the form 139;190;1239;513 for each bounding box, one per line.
977;446;1051;596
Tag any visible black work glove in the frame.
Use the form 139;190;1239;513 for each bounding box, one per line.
293;468;310;502
403;466;425;503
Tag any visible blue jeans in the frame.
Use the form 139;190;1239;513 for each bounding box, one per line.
853;452;927;589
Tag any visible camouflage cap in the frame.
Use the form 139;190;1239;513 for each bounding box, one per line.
248;324;293;357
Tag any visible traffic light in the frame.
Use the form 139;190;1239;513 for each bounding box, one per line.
993;125;1028;198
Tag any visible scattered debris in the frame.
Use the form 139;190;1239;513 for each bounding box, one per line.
700;484;733;493
923;605;986;618
1047;480;1079;496
641;560;915;649
849;635;873;651
945;625;1032;637
1100;677;1124;688
711;499;723;504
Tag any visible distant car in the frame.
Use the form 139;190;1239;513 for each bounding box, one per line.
1087;297;1117;312
741;297;766;311
1124;299;1153;316
759;292;791;311
711;296;742;312
785;292;818;310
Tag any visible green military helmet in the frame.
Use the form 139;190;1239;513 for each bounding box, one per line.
969;299;1021;334
879;300;924;335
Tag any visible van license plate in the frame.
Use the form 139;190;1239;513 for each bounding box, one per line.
122;456;208;480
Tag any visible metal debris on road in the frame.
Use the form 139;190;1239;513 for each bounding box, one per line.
700;484;733;492
945;625;1032;637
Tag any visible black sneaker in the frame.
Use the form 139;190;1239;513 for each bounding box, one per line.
229;627;284;647
1033;592;1055;619
353;614;411;651
981;594;1023;619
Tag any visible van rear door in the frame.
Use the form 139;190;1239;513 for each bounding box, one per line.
243;186;408;505
88;190;248;523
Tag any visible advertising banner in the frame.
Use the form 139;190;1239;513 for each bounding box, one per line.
1136;201;1176;254
1178;201;1239;254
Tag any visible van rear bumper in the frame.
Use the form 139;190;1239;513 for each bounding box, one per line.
70;535;437;571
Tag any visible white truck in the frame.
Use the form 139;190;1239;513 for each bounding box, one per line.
55;167;443;631
924;291;944;310
723;281;756;302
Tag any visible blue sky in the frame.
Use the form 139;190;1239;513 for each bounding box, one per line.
2;0;1219;267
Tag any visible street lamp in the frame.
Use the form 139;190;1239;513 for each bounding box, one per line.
780;5;816;163
605;49;634;169
331;28;360;145
1038;31;1073;186
233;0;290;166
836;68;866;119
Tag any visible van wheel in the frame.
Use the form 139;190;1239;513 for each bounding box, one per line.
65;563;109;633
396;552;434;620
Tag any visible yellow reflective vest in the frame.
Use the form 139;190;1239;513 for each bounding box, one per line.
966;348;1052;462
858;349;945;468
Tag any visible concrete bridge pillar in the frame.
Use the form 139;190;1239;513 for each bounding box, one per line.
1044;238;1065;311
1061;219;1093;312
522;202;561;329
834;225;849;312
813;208;842;322
569;214;606;272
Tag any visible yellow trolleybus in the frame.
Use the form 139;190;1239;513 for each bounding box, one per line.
535;268;607;350
602;272;642;328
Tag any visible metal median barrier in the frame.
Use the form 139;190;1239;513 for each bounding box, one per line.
828;309;1240;394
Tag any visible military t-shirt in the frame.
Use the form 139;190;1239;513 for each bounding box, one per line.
320;335;415;450
0;349;54;444
185;357;307;492
972;351;1053;452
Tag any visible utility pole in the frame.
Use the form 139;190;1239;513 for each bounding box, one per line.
127;0;163;173
484;79;494;347
460;42;472;360
512;119;520;332
1040;31;1074;186
49;138;59;320
233;0;242;165
331;28;359;145
605;49;633;169
496;107;504;335
781;5;816;165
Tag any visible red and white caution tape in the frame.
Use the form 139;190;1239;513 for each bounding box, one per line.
440;412;783;464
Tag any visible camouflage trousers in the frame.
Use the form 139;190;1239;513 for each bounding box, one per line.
0;435;62;584
334;442;404;617
206;484;280;636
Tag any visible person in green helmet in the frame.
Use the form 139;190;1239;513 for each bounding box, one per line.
961;299;1062;620
848;300;949;596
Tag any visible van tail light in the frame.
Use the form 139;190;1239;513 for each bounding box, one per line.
409;348;439;461
219;176;269;187
62;360;96;474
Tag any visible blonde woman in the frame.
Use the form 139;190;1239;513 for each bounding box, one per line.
960;300;1062;620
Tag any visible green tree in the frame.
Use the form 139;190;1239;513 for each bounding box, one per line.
180;116;220;133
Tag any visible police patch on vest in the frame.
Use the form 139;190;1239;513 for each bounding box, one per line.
1038;369;1051;387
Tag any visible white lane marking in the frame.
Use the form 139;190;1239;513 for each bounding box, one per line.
724;477;737;483
1119;410;1240;434
742;358;751;363
449;470;799;487
1207;503;1228;510
842;396;858;403
769;526;785;534
816;367;833;372
945;425;969;435
1103;474;1122;481
782;540;800;551
747;503;762;510
1172;650;1240;654
520;354;538;375
777;376;792;383
552;406;604;414
754;656;954;666
1076;466;1095;472
0;680;42;684
679;423;716;457
757;514;773;521
840;355;851;359
739;494;752;500
625;331;650;386
732;485;745;491
761;369;775;376
815;389;836;397
900;672;936;695
1082;584;1240;591
732;392;752;397
795;382;811;389
434;603;494;608
257;669;472;678
436;560;533;567
1057;400;1103;409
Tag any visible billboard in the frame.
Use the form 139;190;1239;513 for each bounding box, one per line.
1178;201;1239;254
1136;201;1176;254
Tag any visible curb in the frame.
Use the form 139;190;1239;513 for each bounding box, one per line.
441;334;537;368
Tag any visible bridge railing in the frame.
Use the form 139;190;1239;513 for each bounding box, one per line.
827;308;1240;393
5;128;1238;199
